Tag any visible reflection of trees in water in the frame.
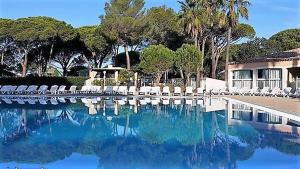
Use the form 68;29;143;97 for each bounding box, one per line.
0;103;299;169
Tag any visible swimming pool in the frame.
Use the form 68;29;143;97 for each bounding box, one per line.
0;97;299;169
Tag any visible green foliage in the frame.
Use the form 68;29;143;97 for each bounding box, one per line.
0;76;88;87
92;79;116;87
0;18;14;39
175;44;203;76
145;6;182;49
101;0;147;46
139;45;174;82
232;23;255;41
114;51;140;68
77;26;113;68
269;29;300;51
12;16;77;43
118;69;135;84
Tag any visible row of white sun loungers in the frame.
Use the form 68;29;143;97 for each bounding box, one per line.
0;85;78;95
213;86;300;98
1;84;300;98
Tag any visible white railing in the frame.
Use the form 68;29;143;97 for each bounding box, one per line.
257;79;282;89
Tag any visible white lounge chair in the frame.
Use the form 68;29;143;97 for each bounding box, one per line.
174;87;182;96
128;86;136;95
139;86;151;95
104;86;114;95
259;87;270;96
293;88;300;98
68;86;77;94
150;86;161;95
280;87;292;97
57;86;66;94
211;88;221;95
162;86;170;96
229;87;238;95
239;87;250;96
268;87;281;97
185;87;194;96
25;85;38;94
118;86;128;95
113;86;119;94
248;87;258;96
219;88;229;95
0;86;11;94
91;86;101;93
37;85;48;94
195;88;204;96
14;85;28;94
49;85;59;95
80;86;90;94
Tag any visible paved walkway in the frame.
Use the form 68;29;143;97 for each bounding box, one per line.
228;95;300;116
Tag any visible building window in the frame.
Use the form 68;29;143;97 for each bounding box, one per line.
232;70;253;89
257;69;282;89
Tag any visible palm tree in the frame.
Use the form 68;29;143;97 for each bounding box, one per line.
224;0;250;85
178;0;201;47
179;0;210;87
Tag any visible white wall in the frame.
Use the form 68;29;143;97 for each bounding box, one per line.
205;78;226;91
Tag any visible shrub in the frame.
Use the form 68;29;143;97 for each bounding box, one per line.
119;69;135;84
0;76;88;88
92;79;116;87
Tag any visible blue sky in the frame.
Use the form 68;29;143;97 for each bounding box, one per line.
0;0;299;38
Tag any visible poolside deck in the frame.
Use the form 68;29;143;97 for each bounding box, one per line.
228;95;300;116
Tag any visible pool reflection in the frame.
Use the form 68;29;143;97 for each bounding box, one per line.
0;97;299;169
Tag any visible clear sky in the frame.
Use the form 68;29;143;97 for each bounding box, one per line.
0;0;299;38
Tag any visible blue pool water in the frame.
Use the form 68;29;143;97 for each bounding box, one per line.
0;97;299;169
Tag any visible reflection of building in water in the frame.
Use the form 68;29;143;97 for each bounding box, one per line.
227;100;300;142
203;98;226;112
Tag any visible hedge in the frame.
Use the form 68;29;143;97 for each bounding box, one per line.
0;76;88;88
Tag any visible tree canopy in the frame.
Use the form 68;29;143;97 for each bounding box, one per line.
269;29;300;52
101;0;148;70
139;45;174;83
175;44;203;85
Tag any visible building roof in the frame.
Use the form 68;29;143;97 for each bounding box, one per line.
229;48;300;65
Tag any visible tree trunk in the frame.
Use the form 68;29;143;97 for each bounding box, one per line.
38;49;43;76
62;67;68;77
211;36;216;79
155;73;161;85
196;69;200;88
124;45;131;70
21;53;28;77
45;42;54;75
1;51;4;65
185;73;190;86
180;69;184;80
98;57;105;68
225;27;232;88
194;33;198;48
